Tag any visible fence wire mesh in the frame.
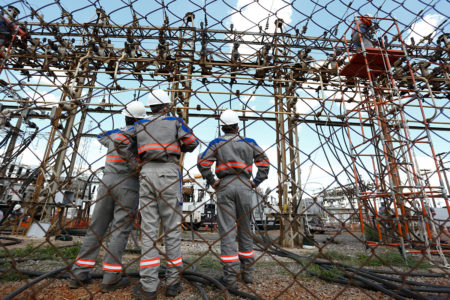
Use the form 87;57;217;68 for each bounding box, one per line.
0;0;449;299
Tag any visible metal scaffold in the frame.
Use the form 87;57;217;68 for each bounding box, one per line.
1;1;450;299
334;15;449;265
0;0;448;258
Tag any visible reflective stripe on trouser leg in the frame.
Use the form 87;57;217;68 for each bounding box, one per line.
71;176;115;281
103;263;122;272
140;258;161;268
236;186;255;278
74;257;96;268
217;185;240;284
139;163;183;292
102;182;139;284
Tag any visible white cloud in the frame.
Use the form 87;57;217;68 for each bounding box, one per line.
30;91;60;108
407;14;446;44
230;0;293;56
296;97;320;115
16;147;45;167
28;67;70;87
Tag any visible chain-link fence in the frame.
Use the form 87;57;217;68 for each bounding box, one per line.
0;0;449;299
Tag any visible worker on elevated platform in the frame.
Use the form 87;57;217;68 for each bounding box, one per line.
119;90;199;299
0;6;27;49
351;14;375;51
69;101;146;292
197;109;270;290
0;6;27;75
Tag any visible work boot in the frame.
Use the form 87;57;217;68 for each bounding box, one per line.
165;282;182;297
68;276;92;289
215;277;238;291
100;277;130;292
241;273;253;284
132;284;157;300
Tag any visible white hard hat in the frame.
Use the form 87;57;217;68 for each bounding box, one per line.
121;101;147;118
148;89;171;106
220;109;240;125
364;14;373;17
13;204;21;211
7;6;20;19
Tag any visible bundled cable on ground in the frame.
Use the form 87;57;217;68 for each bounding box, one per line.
254;224;449;299
2;266;67;300
0;236;21;247
0;262;263;300
0;0;448;299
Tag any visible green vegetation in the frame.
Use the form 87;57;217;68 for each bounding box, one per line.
0;243;81;282
320;249;432;269
364;224;380;242
355;251;431;269
254;259;342;279
196;254;222;270
0;243;81;260
0;268;29;282
306;264;343;279
320;250;352;261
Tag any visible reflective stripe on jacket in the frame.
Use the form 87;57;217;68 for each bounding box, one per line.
97;125;139;175
120;114;199;164
197;133;269;186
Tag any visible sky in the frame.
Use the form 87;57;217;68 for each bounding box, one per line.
1;0;449;206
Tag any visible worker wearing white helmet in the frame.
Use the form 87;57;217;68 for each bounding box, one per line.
197;109;270;289
13;204;22;211
122;100;147;119
351;14;375;50
118;90;199;298
69;101;146;292
219;109;240;125
147;89;171;107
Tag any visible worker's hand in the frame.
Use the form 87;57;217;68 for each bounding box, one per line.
249;180;257;189
212;179;222;190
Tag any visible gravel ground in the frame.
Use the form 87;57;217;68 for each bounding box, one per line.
0;273;396;300
1;232;449;299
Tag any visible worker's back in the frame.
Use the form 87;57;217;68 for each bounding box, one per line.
198;133;269;185
133;114;198;164
206;134;254;178
97;126;139;188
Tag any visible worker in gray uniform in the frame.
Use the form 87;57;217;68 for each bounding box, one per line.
120;90;199;299
69;101;146;292
197;109;270;289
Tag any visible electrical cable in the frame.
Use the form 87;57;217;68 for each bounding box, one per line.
0;266;262;300
0;236;21;246
2;266;67;300
0;130;12;148
348;268;450;293
0;126;38;173
80;166;105;201
252;217;447;298
189;280;209;300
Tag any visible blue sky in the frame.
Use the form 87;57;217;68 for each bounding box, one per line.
1;0;449;203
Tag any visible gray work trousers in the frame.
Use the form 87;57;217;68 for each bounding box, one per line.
139;162;183;292
216;177;255;284
71;174;139;284
351;31;373;50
